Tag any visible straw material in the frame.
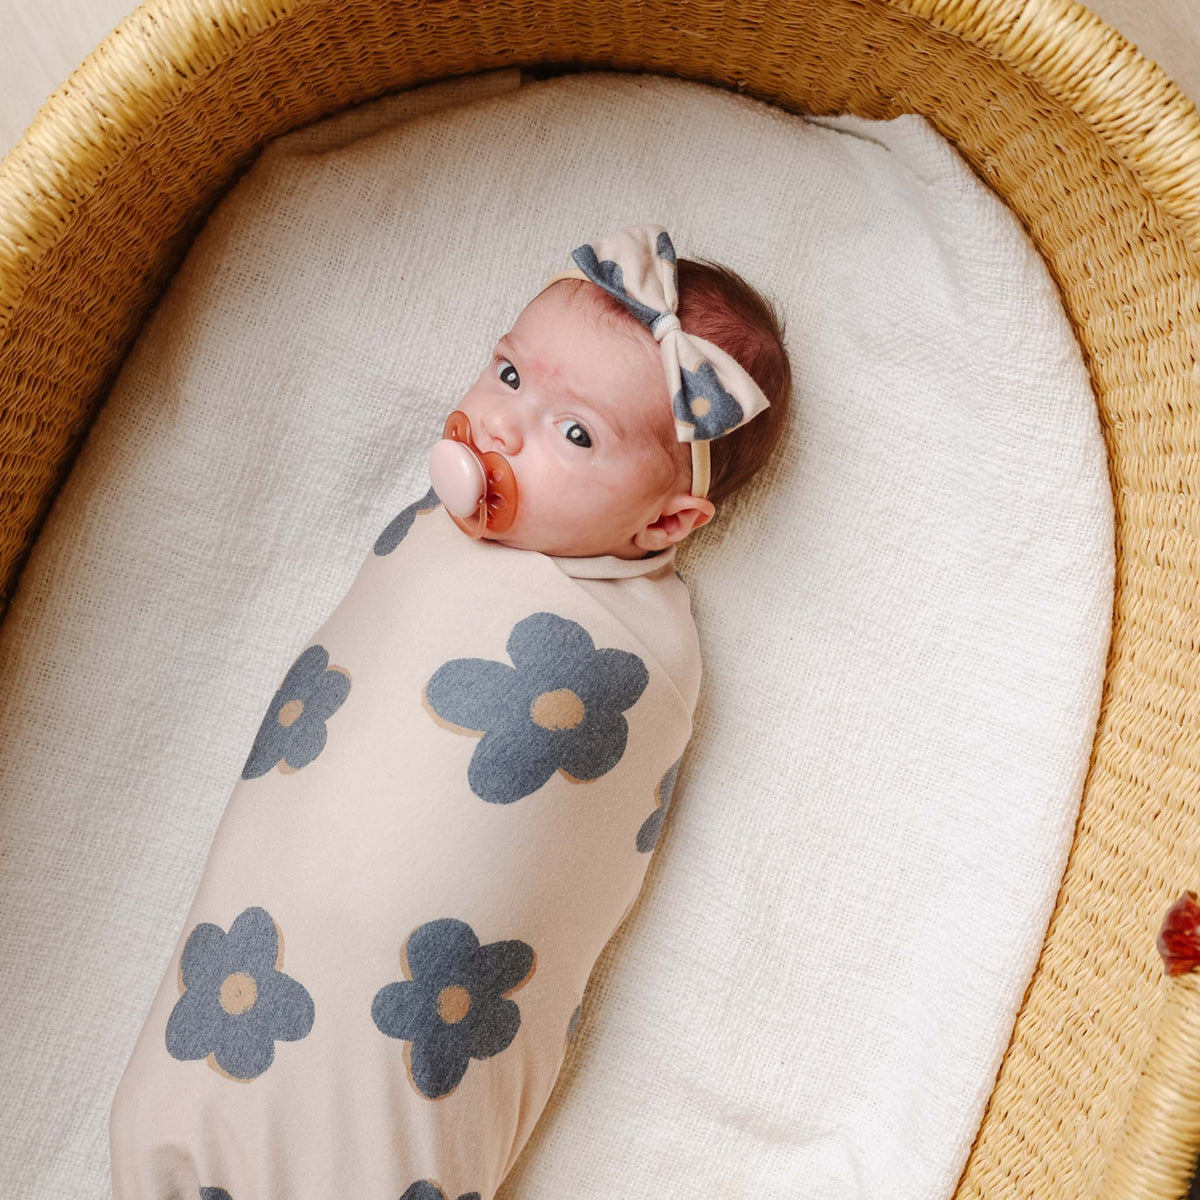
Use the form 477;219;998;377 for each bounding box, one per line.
2;0;1200;1195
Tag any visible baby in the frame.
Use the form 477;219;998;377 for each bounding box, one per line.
108;224;790;1200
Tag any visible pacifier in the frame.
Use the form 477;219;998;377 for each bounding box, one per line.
428;410;519;539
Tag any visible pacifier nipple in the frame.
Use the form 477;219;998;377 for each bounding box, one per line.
428;410;518;539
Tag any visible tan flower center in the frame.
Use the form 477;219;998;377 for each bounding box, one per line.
278;699;304;727
437;984;471;1024
219;971;258;1015
530;688;585;730
691;396;711;417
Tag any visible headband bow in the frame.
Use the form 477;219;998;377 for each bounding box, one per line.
538;224;771;499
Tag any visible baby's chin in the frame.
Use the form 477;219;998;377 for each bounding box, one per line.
481;526;567;556
480;520;609;558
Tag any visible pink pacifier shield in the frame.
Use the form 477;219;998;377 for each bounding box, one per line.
428;410;518;539
429;439;486;518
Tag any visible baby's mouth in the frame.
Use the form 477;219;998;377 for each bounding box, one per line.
428;411;519;540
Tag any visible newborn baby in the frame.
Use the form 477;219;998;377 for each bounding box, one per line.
108;224;790;1200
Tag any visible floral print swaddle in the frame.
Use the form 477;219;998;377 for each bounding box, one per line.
109;489;701;1200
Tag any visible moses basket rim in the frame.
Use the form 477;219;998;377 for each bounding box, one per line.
3;1;1200;1196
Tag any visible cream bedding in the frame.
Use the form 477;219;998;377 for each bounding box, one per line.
0;66;1113;1199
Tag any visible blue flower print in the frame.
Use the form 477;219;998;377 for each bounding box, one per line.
422;611;649;804
570;229;678;329
561;1001;583;1057
657;228;678;268
672;358;745;441
166;906;315;1081
636;757;682;853
374;485;441;556
572;232;740;441
199;1190;232;1200
241;644;352;779
372;917;535;1100
400;1182;482;1200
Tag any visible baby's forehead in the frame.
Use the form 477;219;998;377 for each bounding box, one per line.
522;283;677;442
607;379;689;476
607;378;667;434
579;341;669;440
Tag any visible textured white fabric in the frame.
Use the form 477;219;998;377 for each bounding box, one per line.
0;67;1113;1200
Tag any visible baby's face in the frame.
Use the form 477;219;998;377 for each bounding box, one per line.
452;282;714;558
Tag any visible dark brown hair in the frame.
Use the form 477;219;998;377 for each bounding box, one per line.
560;258;792;508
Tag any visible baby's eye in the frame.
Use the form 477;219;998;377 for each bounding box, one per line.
556;419;592;449
496;358;520;389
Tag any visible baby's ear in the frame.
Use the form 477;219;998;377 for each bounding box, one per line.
678;492;716;534
634;492;715;553
691;499;716;531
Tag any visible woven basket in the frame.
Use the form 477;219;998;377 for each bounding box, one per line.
3;1;1200;1195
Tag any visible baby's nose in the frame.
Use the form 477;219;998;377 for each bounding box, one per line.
480;410;522;454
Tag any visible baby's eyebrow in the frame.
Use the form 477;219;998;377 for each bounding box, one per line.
496;332;630;441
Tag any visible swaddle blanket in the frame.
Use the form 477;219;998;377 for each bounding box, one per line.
108;486;701;1200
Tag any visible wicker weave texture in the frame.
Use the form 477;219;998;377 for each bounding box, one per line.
2;1;1200;1196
